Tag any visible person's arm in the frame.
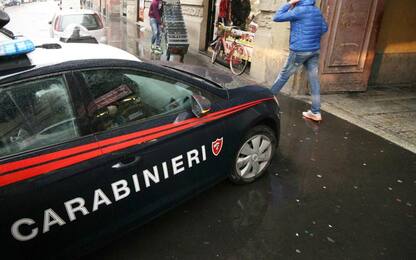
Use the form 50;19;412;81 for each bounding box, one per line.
273;0;301;22
148;1;154;17
155;1;162;24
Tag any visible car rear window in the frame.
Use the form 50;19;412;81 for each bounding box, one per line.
0;76;80;158
57;14;103;32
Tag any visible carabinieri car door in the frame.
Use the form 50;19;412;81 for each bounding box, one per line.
74;64;229;236
0;72;116;258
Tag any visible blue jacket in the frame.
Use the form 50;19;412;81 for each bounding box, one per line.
273;0;328;52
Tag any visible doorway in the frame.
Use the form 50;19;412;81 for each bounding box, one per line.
319;0;384;93
205;0;217;50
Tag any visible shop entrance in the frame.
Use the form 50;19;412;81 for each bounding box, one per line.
205;0;217;50
319;0;384;93
204;0;258;74
205;0;255;50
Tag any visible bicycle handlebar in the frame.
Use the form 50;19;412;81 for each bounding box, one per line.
216;22;239;31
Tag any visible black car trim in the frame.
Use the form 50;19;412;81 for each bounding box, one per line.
161;64;228;91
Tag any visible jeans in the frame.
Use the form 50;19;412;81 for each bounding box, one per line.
150;18;161;46
271;50;321;114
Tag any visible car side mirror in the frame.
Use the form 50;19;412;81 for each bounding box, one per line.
191;94;211;118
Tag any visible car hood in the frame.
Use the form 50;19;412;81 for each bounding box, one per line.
156;61;272;103
227;85;273;102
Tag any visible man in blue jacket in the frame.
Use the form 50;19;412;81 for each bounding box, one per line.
271;0;328;121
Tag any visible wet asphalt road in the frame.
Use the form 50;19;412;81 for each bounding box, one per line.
82;94;415;259
4;3;416;259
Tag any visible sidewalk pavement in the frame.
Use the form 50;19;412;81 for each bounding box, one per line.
105;17;416;154
296;86;416;153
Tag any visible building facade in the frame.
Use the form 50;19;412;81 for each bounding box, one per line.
89;0;121;17
93;0;416;94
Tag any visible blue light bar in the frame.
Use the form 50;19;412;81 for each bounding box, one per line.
0;38;35;57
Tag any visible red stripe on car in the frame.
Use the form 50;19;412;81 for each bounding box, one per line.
0;98;272;187
1;98;267;174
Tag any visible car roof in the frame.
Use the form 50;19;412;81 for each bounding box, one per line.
0;39;141;81
28;41;140;65
55;9;98;16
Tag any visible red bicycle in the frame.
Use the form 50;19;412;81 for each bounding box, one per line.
210;23;249;75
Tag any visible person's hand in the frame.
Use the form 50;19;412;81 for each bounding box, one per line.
289;0;300;6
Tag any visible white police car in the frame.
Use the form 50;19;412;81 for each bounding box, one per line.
49;9;107;43
0;11;280;259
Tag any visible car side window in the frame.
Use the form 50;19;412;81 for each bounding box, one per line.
81;69;213;132
0;76;80;158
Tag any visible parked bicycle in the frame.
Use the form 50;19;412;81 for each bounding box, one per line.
210;23;249;75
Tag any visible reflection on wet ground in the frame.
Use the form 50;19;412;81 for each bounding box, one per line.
105;17;254;89
106;17;182;64
88;95;416;259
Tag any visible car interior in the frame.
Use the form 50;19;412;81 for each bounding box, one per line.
81;69;195;132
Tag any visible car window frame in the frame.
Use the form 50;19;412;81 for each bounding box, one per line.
72;66;226;135
0;71;92;161
54;13;104;32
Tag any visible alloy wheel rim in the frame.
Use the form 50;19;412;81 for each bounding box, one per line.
236;134;273;179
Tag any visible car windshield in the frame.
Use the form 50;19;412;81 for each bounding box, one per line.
58;14;102;31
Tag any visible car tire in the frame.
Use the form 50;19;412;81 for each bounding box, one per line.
230;125;277;184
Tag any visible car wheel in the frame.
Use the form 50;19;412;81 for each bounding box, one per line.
230;125;276;184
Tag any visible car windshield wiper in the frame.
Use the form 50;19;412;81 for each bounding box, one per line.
0;28;14;39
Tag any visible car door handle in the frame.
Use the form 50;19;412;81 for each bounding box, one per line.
112;155;141;169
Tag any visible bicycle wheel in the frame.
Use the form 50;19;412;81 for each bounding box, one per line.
229;45;248;75
211;40;222;64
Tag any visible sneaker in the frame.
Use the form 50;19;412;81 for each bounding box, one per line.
151;44;156;50
302;110;322;121
156;45;162;51
153;48;163;55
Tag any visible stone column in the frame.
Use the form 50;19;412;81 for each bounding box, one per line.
181;0;206;51
126;0;138;23
106;0;121;17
